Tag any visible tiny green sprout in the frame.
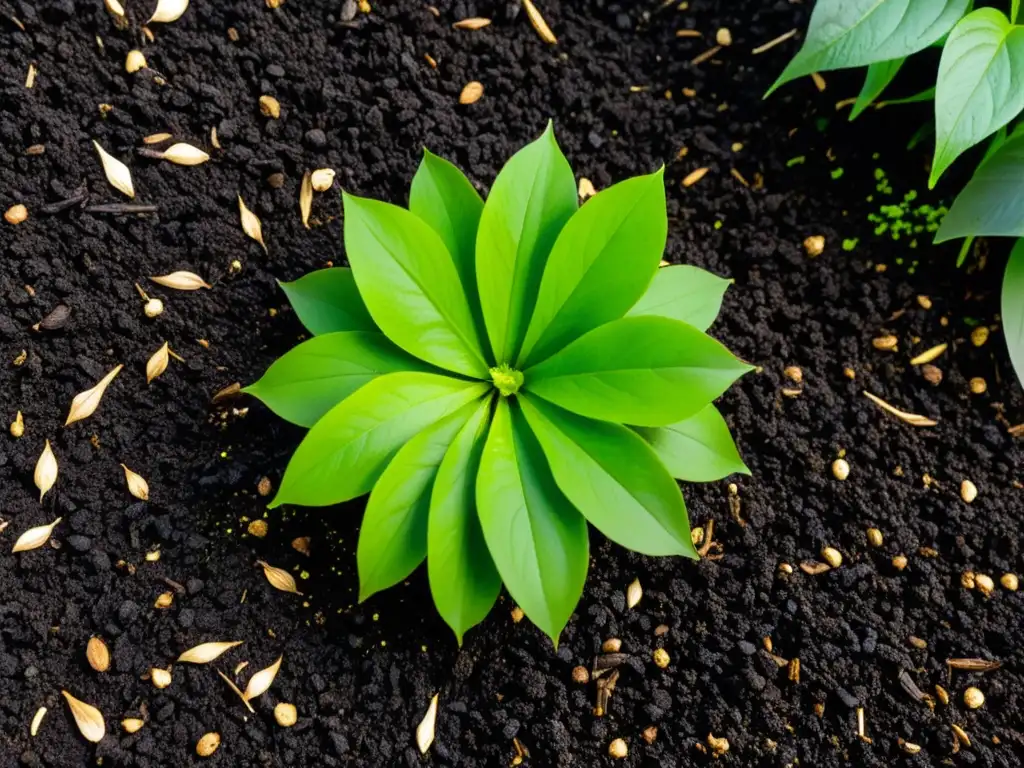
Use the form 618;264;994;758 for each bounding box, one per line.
830;167;844;180
714;220;723;230
842;238;859;251
786;155;806;167
244;124;751;647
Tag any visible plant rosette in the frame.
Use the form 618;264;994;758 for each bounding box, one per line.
245;123;752;645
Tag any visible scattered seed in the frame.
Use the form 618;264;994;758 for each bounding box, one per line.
274;702;297;727
831;458;849;481
178;641;243;665
960;480;977;503
93;141;134;198
149;0;189;23
144;298;164;318
592;653;628;677
459;81;484;104
676;29;701;38
247;519;268;537
752;28;797;54
962;570;977;589
453;17;490;29
292;536;311;556
415;693;438;753
25;63;36;88
87;637;110;672
300;170;313;229
948;657;1001;672
1001;572;1018;591
150;271;211;290
969;377;987;394
642;726;658;744
898;669;927;703
5;204;28;225
62;691;105;743
608;738;628;758
257;476;273;496
783;366;803;384
971;326;989;347
899;738;921;755
682;167;709;187
196;732;220;757
872;335;898;351
715;27;732;46
310;168;336;193
811;72;827;91
572;666;589;684
151;667;172;689
821;547;842;568
239;195;267;252
910;343;947;365
800;560;831;575
866;528;883;547
691;45;722;65
778;562;794;574
975;573;995;596
216;668;255;713
935;684;949;705
122;718;144;733
803;235;825;257
257;560;303;595
145;343;169;385
892;555;908;570
908;635;927;650
626;578;642;609
652;648;670;668
143;133;172;145
424;53;437;68
522;0;557;43
862;390;938;427
105;0;125;16
243;655;282;701
788;657;800;683
964;687;984;709
30;706;47;736
578;177;597;200
66;364;123;426
125;50;147;72
10;410;24;438
33;442;58;502
708;733;730;755
160;143;210;165
154;591;173;609
952;724;971;748
257;95;281;120
922;364;943;385
34;304;71;332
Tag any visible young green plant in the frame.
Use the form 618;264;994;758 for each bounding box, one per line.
245;124;752;644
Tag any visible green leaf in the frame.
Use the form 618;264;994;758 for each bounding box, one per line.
626;265;732;332
767;0;969;95
850;58;905;120
935;132;1024;241
519;395;698;558
409;150;486;337
1015;0;1021;24
525;316;753;427
357;401;480;602
930;8;1024;187
270;372;489;508
476;398;588;645
279;268;376;336
1002;238;1024;389
633;405;749;482
243;331;430;428
883;85;937;107
343;192;489;378
476;122;578;365
428;399;501;644
517;170;668;368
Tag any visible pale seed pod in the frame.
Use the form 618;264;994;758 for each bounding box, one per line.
13;517;61;552
257;560;303;594
310;168;335;191
602;638;622;653
146;343;169;384
682;167;709;187
415;694;438;754
243;655;282;701
160;143;210;165
522;0;557;43
144;298;164;318
154;591;174;608
10;410;24;438
143;132;173;145
149;0;190;24
125;50;147;73
626;577;642;609
105;0;126;17
5;204;28;224
30;707;47;736
87;637;110;672
66;364;123;426
93;141;134;198
150;271;210;290
975;574;995;596
62;691;105;743
34;441;58;501
274;702;297;727
299;171;313;229
177;641;243;664
259;95;281;118
239;195;267;252
122;718;145;733
151;667;172;689
459;81;484;104
122;464;150;500
196;732;220;757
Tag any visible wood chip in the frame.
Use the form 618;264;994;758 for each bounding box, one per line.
62;691;105;743
66;364;123;425
863;390;938;427
257;560;303;595
522;0;556;44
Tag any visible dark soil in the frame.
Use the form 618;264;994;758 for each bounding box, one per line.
2;0;1023;766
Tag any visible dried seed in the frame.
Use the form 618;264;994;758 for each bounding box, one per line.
310;168;335;192
259;95;281;118
247;519;268;537
783;366;803;383
908;635;927;650
715;27;732;46
652;648;670;668
578;177;597;200
160;143;209;165
821;547;842;568
948;657;1001;673
969;377;987;394
151;667;172;688
964;687;984;709
25;63;36;88
522;0;557;43
274;702;297;727
778;562;793;574
922;364;943;385
144;298;164;318
962;570;977;589
87;637;110;672
601;638;621;653
210;126;221;149
800;560;831;575
300;170;313;229
177;641;243;664
803;235;825;257
145;343;169;385
105;0;125;16
30;707;47;736
453;17;490;29
149;0;189;23
416;693;438;753
459;81;484;104
676;29;701;38
975;573;995;596
899;739;922;755
216;668;255;713
935;684;949;705
36;304;71;332
626;578;642;609
151;271;211;291
143;133;172;145
708;733;730;755
642;726;658;744
239;196;267;252
831;458;849;480
34;442;58;501
257;477;273;496
892;555;908;570
125;50;147;73
257;560;303;595
572;666;589;684
196;732;220;757
811;72;827;91
66;364;123;425
788;657;800;683
1001;573;1018;591
291;536;311;556
951;724;971;748
691;45;722;65
62;691;105;743
119;464;150;500
10;410;24;438
866;528;883;547
863;390;938;427
971;326;989;347
960;480;977;503
910;343;947;365
146;549;160;562
5;204;28;224
212;382;241;403
682;167;709;187
154;591;174;609
122;718;144;733
93;141;134;198
244;655;282;701
872;335;898;351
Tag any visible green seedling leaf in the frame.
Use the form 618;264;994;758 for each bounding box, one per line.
935;132;1024;241
270;372;488;508
357;402;480;602
931;8;1024;187
1015;0;1021;24
882;86;937;107
850;58;905;120
476;122;578;365
409;150;486;338
633;405;750;482
517;170;667;368
627;264;732;331
520;395;698;558
1002;239;1024;389
428;400;501;644
768;0;969;95
525;316;753;427
343;192;489;378
279;267;376;336
477;398;588;645
244;331;430;428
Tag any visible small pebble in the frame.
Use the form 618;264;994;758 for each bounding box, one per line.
608;738;628;759
832;459;850;481
964;687;985;709
602;638;622;653
1001;573;1018;591
960;480;978;503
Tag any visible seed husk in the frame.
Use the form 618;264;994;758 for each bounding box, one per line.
1001;573;1018;591
310;168;335;191
257;560;303;595
146;343;169;384
975;573;995;596
243;655;282;701
459;81;484;104
626;577;642;609
66;364;123;426
652;648;670;668
34;442;58;501
93;141;135;198
151;667;172;688
592;653;628;677
105;0;125;16
150;271;211;290
708;733;730;755
682;167;709;187
30;706;47;736
154;591;174;609
947;657;1002;672
862;390;937;427
13;516;61;553
125;50;147;73
144;298;164;318
800;560;830;575
608;738;628;758
572;666;589;683
803;235;825;257
10;411;24;438
87;637;110;672
453;17;490;29
62;691;105;743
149;0;190;23
960;479;977;503
274;702;297;727
160;143;209;165
291;536;311;556
120;464;150;500
239;195;267;252
122;718;144;733
522;0;557;43
415;693;438;753
196;732;220;757
964;687;984;709
716;28;733;46
143;132;173;145
177;640;243;664
899;738;921;755
578;177;597;200
300;170;313;229
872;335;898;351
5;204;28;224
259;95;281;118
910;343;947;365
951;724;971;748
36;304;71;331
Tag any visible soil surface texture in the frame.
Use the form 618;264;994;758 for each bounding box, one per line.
1;0;1023;766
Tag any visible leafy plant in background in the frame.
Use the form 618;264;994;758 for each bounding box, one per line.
245;124;752;644
768;0;1024;389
